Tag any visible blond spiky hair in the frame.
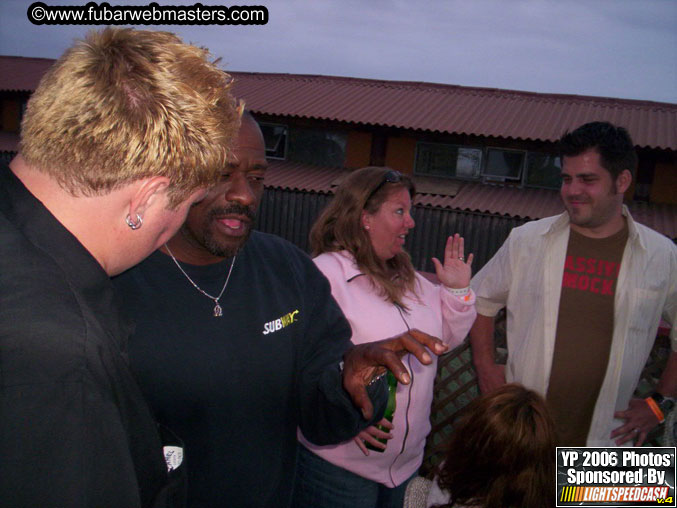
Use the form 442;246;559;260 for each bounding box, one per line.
20;28;241;207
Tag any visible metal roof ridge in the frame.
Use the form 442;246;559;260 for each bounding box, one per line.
0;54;56;62
1;58;673;107
228;70;677;108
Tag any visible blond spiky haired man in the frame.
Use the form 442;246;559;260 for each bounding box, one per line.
0;28;239;507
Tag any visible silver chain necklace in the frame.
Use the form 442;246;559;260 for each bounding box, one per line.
164;244;236;317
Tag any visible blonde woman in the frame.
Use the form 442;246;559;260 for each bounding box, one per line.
293;167;477;508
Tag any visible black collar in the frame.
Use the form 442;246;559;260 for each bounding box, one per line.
0;162;131;349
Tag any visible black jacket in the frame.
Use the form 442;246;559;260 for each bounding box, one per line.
0;163;178;508
114;231;386;508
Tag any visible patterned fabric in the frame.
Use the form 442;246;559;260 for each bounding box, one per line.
403;477;433;508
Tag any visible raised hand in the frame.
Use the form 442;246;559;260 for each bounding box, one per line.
432;234;473;289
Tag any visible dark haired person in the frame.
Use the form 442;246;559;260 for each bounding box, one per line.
292;166;477;508
114;114;448;508
470;121;677;447
405;384;556;508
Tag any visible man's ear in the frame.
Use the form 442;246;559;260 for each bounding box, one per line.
128;176;171;220
616;169;632;195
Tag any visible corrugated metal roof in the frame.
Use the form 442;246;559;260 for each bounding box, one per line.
0;56;54;91
263;160;677;239
1;56;675;151
229;71;677;151
628;201;677;241
263;159;347;193
441;182;565;218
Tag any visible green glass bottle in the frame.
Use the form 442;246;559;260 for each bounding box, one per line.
366;370;398;452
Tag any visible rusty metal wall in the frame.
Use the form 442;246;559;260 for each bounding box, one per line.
256;187;527;273
407;205;527;273
257;188;333;254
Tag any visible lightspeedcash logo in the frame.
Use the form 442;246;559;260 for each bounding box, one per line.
557;447;676;507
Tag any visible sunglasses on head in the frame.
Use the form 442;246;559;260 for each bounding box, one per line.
366;170;403;203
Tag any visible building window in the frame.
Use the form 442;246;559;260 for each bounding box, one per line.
483;148;525;181
525;152;562;189
415;142;563;189
415;142;482;179
287;128;347;168
260;123;287;159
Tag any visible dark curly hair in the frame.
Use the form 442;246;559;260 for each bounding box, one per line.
559;121;637;180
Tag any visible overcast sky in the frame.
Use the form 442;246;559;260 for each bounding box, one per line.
1;0;675;103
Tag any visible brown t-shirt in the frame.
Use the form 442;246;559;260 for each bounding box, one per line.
546;223;629;446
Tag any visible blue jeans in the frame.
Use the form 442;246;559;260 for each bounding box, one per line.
291;445;414;508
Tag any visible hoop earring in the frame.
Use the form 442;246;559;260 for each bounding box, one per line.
125;213;143;230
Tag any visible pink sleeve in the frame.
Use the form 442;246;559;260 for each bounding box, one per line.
419;274;477;348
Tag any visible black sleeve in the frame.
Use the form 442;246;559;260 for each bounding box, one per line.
0;175;169;508
0;286;165;507
294;253;388;446
0;352;146;507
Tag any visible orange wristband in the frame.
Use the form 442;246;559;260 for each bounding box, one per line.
645;396;665;423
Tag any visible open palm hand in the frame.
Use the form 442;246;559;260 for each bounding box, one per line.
432;234;473;289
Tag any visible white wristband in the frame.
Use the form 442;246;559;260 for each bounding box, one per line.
444;285;470;296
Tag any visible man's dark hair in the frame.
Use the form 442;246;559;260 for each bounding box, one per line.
559;121;637;180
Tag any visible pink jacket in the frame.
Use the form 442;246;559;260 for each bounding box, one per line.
298;251;477;487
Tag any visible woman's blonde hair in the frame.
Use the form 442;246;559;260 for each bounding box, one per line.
310;166;417;307
435;384;556;508
20;27;240;208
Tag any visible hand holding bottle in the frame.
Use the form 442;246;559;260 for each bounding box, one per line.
342;329;446;420
354;418;394;455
